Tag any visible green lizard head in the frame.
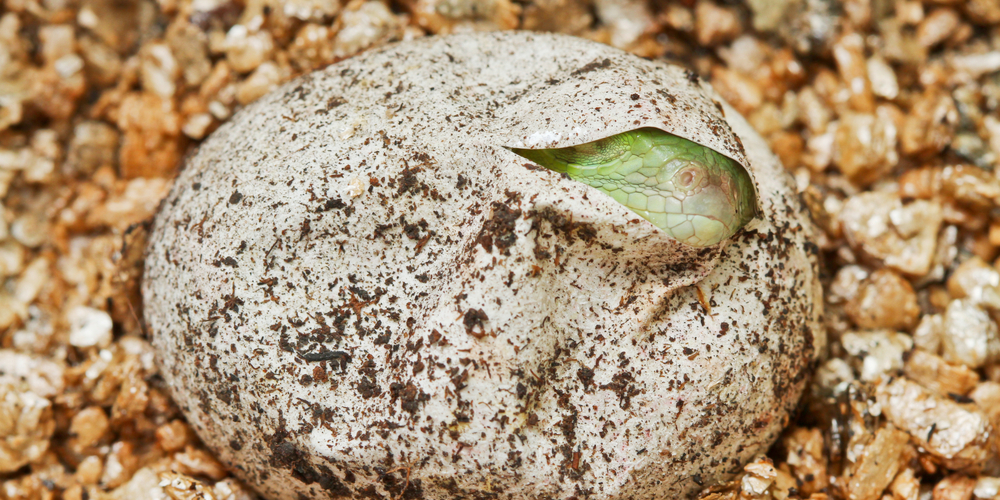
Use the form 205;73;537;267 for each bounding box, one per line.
512;128;758;247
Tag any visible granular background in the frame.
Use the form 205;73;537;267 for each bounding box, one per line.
1;0;999;499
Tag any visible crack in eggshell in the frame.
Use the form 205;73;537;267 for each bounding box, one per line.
143;31;823;500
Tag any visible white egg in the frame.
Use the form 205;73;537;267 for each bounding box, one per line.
143;31;823;500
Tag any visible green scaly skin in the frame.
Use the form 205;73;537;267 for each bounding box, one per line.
512;128;757;247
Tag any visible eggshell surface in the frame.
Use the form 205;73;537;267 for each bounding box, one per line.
143;31;823;500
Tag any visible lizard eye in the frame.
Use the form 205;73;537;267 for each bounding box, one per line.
674;167;703;190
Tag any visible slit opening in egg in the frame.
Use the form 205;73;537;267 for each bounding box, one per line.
506;127;759;247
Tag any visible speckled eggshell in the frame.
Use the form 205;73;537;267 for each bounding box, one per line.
143;31;823;500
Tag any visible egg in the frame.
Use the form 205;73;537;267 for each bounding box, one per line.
143;31;823;500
